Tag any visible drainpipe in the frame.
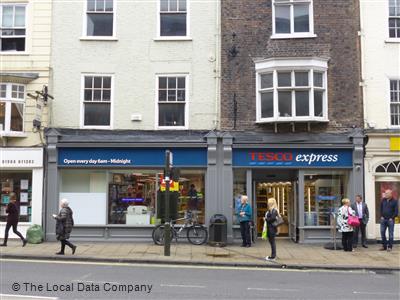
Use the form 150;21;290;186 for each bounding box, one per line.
213;0;221;130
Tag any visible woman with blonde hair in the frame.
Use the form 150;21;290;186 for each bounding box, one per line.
337;198;356;252
265;198;279;260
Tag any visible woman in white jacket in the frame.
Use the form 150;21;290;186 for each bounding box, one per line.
337;198;356;252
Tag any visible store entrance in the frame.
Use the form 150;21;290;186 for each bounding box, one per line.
253;170;297;240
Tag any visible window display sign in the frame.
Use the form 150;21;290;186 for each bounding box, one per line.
233;148;353;167
58;148;207;167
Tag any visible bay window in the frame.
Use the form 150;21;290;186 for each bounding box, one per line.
0;83;25;134
256;58;328;122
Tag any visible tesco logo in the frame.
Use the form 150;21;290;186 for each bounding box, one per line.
250;152;293;162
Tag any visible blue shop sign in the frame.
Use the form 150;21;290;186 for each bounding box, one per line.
58;148;207;167
233;148;353;167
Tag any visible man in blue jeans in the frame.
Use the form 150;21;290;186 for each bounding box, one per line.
380;190;399;252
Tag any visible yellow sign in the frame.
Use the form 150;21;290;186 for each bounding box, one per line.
390;137;400;151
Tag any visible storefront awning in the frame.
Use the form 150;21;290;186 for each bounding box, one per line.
0;73;39;84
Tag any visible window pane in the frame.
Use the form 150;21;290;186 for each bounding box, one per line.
294;4;309;33
314;91;323;117
84;89;92;101
159;77;167;89
1;37;25;51
102;90;111;101
167;90;176;101
278;91;292;117
96;0;105;11
10;102;23;131
159;103;185;126
85;76;93;88
275;5;290;33
159;90;167;101
169;0;178;11
295;91;309;116
0;102;5;130
168;77;176;89
261;92;273;118
93;77;102;88
15;6;25;27
295;72;308;86
87;0;96;11
0;85;6;98
105;0;113;11
103;77;111;89
87;13;113;36
314;72;323;87
93;90;102;100
160;0;168;11
177;77;185;88
278;72;291;87
177;89;185;101
2;6;13;27
160;13;187;36
179;0;187;11
84;103;110;126
391;104;400;126
261;73;273;89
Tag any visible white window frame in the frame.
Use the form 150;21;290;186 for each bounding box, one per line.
255;57;328;123
0;82;25;136
0;3;27;53
82;0;117;40
156;0;191;40
80;73;114;129
389;78;400;128
271;0;316;39
155;74;189;130
388;0;400;41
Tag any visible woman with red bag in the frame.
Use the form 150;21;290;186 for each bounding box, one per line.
337;198;356;252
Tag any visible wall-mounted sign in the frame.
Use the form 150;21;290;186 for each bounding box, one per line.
233;148;353;167
58;148;207;167
390;137;400;151
0;148;43;168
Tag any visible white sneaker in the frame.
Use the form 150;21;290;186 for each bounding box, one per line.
265;256;276;261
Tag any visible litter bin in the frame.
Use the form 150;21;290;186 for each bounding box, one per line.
209;214;227;247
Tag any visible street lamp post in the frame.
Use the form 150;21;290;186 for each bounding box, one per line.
164;150;172;256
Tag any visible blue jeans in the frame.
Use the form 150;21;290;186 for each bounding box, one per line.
380;218;395;249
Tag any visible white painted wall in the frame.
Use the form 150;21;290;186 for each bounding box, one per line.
50;0;219;130
0;0;52;147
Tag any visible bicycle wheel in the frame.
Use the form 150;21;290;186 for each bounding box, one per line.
152;225;175;245
187;225;208;245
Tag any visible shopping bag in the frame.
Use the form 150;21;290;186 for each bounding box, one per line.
261;221;267;240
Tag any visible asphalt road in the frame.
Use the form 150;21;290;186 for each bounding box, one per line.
0;259;399;300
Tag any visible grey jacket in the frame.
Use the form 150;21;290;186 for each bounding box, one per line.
351;202;369;225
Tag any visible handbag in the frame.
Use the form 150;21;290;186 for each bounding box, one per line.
261;221;267;240
347;207;360;227
272;209;284;227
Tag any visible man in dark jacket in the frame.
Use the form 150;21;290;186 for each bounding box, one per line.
0;193;27;247
351;195;369;248
380;190;399;251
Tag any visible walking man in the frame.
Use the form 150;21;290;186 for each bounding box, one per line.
351;195;369;248
380;190;398;252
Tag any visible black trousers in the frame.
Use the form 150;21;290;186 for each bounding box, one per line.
342;231;353;251
240;221;251;246
60;239;75;253
268;235;276;258
353;221;367;246
3;223;25;244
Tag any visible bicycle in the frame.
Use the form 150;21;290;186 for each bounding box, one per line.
152;211;208;245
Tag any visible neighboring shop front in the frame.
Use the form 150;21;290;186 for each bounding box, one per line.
45;129;209;241
228;131;364;243
0;148;44;238
365;132;400;241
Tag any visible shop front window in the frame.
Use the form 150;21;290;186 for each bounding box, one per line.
375;181;400;224
304;171;349;226
1;171;32;223
233;169;247;225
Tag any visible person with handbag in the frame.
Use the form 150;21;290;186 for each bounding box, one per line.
53;199;77;255
237;195;252;247
337;198;356;252
265;198;283;261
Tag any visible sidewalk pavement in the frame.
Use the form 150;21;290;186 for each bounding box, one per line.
1;239;399;271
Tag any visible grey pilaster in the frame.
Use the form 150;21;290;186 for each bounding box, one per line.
205;131;218;228
350;129;365;201
221;133;233;242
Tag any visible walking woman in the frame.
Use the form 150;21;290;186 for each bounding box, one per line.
0;193;27;247
238;195;252;247
265;198;279;261
53;199;76;255
337;198;355;252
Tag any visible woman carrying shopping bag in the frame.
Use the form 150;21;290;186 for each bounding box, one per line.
337;198;356;252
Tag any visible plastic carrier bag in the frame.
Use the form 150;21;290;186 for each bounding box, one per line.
26;224;44;244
